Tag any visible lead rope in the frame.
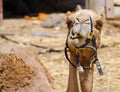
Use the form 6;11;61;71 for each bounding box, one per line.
76;66;83;92
77;69;81;92
75;51;83;92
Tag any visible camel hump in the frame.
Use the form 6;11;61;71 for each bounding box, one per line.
0;46;54;92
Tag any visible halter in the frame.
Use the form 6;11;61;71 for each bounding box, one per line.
64;16;103;76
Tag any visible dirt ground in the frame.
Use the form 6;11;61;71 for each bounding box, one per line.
0;17;120;92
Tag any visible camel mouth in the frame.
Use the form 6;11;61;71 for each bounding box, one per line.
68;35;87;48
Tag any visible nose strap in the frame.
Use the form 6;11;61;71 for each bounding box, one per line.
95;59;104;76
85;46;97;53
89;16;93;32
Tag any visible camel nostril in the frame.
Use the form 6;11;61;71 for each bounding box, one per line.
72;31;75;36
77;33;80;36
72;30;80;36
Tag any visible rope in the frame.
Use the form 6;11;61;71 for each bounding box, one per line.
77;70;81;92
76;66;84;92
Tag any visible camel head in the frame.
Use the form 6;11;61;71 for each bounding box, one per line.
66;10;103;52
65;10;104;92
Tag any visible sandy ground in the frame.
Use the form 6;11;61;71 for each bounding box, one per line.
0;18;120;92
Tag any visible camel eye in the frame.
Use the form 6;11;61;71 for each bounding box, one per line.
73;19;80;25
73;21;79;26
73;22;79;26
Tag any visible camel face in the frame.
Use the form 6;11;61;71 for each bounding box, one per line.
67;13;92;49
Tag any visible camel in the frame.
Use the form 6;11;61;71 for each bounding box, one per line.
65;10;103;92
0;46;54;92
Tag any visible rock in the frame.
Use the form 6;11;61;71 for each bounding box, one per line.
41;13;66;28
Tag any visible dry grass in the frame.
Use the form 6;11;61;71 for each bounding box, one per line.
0;19;120;92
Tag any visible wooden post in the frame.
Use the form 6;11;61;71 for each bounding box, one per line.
105;0;114;18
85;0;99;10
0;0;3;24
85;0;89;9
85;0;105;13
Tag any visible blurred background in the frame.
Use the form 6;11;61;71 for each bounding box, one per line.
3;0;85;18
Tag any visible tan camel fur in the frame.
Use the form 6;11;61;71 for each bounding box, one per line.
66;10;103;92
0;46;54;92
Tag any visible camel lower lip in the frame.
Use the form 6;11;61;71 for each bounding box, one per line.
69;38;86;48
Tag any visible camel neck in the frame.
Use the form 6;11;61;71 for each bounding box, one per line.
67;52;94;92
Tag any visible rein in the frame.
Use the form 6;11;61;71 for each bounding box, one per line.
64;16;103;76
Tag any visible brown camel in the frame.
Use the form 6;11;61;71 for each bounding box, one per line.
65;10;103;92
0;46;54;92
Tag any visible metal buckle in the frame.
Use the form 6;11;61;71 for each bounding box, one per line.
88;32;94;39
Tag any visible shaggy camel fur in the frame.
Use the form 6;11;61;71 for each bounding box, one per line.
0;46;54;92
65;10;103;92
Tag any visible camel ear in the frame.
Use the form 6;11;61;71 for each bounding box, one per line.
95;20;103;32
66;19;72;30
66;11;75;30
